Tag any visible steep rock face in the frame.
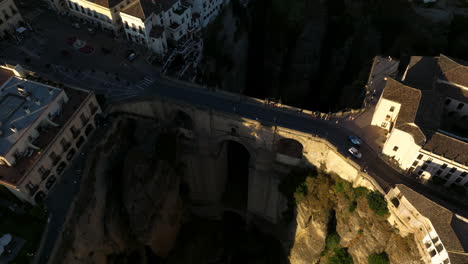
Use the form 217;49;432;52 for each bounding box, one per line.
52;117;185;264
334;195;421;264
287;173;422;264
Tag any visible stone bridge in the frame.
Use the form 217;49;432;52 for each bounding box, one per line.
109;97;383;223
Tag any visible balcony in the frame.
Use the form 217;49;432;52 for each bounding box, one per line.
51;156;60;166
62;142;71;152
81;116;90;127
40;169;51;180
90;104;98;115
71;128;80;139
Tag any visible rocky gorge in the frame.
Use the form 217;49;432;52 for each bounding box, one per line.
49;115;424;264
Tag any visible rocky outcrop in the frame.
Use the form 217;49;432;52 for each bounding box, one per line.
51;117;185;264
288;173;422;264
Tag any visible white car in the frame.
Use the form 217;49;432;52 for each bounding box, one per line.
348;147;362;159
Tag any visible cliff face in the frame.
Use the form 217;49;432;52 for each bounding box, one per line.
288;172;422;264
52;117;185;264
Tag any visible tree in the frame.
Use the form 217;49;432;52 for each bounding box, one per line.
326;232;340;251
329;248;353;264
367;191;389;216
368;252;390;264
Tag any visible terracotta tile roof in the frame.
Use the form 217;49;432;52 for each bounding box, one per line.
89;0;123;8
397;123;426;145
381;78;422;127
0;68;13;88
422;132;468;166
122;0;179;19
390;55;468;164
396;184;466;253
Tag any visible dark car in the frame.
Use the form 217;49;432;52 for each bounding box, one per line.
126;50;138;61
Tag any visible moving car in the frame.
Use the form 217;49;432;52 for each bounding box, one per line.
348;135;363;145
348;147;362;159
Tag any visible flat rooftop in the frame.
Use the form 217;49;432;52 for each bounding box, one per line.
0;78;90;187
0;77;62;155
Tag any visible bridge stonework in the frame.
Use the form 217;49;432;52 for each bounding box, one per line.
110;98;383;223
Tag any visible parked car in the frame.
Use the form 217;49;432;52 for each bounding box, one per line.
348;147;362;159
72;23;80;29
126;50;138;61
348;135;363;145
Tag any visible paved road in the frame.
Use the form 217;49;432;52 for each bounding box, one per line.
145;77;468;217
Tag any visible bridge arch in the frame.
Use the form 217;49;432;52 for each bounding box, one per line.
275;138;304;165
216;136;254;211
172;109;194;130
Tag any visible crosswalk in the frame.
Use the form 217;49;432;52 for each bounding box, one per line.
133;77;154;90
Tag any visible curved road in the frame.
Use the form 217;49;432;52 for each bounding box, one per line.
143;77;468;217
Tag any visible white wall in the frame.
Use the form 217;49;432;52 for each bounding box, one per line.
382;128;421;170
371;98;401;130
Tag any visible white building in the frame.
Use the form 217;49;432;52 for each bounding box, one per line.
65;0;131;33
120;0;193;55
371;55;468;188
387;184;468;264
0;0;23;39
0;65;101;204
189;0;227;28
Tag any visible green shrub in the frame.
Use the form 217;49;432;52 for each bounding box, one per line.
326;232;341;251
354;187;369;198
368;252;389;264
367;191;389;216
335;182;344;193
349;201;357;212
329;248;353;264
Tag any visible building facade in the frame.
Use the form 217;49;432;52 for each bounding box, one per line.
0;65;101;204
189;0;226;28
65;0;131;33
387;185;468;264
0;0;23;39
371;55;468;189
120;0;193;55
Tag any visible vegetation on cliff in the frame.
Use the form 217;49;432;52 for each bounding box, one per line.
281;166;421;263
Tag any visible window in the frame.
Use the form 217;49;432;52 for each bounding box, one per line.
412;161;419;167
381;121;388;128
417;154;423;160
457;103;464;110
425;158;432;164
444;173;452;179
445;99;451;105
418;170;423;175
455;177;462;183
461;172;467;178
441;163;447;169
449;167;456;173
421;164;428;170
389;106;395;112
385;115;391;121
393;146;399;151
435;170;442;176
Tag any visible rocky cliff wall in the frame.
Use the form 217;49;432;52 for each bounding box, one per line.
50;116;185;264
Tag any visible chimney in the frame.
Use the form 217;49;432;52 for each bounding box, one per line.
34;98;41;106
23;106;31;114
